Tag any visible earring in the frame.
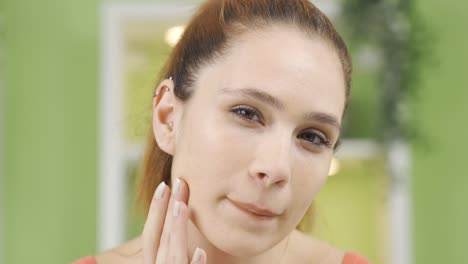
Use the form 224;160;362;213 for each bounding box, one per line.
152;76;173;97
152;86;170;98
169;121;174;130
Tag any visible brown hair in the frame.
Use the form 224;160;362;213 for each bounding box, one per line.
135;0;352;232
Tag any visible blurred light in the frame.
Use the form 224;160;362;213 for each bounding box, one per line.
165;25;185;47
328;158;341;176
313;0;341;19
356;45;382;70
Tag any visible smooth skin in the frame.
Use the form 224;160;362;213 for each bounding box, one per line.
142;179;207;264
96;23;347;264
96;178;208;264
95;179;344;264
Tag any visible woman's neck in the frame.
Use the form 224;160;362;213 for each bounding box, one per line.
187;219;291;264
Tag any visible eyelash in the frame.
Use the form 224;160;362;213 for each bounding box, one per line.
230;105;333;148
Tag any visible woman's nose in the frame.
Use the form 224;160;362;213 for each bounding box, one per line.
248;133;292;188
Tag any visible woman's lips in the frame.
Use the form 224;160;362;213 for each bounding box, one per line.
228;198;280;220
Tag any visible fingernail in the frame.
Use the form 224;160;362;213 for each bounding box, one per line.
192;247;202;263
173;201;180;217
172;178;181;195
155;181;166;200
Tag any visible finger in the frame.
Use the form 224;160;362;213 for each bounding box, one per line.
155;178;188;263
190;248;207;264
154;195;174;264
142;181;170;264
158;177;189;248
169;201;189;264
172;177;189;204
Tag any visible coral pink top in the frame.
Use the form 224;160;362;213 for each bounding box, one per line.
71;252;371;264
71;256;95;264
342;252;372;264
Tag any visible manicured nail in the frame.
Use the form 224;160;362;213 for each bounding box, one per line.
172;178;181;194
155;182;166;200
192;247;202;263
173;201;180;217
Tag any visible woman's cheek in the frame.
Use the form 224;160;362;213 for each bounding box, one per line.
211;113;257;155
292;161;328;201
292;179;315;210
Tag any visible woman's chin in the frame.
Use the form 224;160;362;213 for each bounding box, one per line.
188;199;290;257
208;231;275;257
197;217;285;258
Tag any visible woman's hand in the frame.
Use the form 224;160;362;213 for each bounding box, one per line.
142;178;207;264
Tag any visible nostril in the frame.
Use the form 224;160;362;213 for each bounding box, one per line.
258;173;271;183
258;173;278;186
252;172;267;184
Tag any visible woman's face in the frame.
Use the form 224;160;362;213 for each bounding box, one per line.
157;24;345;256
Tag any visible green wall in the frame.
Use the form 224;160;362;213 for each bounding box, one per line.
3;0;99;263
411;0;468;263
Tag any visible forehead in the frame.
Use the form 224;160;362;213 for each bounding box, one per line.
195;24;346;119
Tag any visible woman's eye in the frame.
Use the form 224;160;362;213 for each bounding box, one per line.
299;131;332;148
230;105;263;124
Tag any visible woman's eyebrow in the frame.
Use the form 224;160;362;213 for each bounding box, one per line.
219;87;341;129
220;87;285;110
303;112;341;129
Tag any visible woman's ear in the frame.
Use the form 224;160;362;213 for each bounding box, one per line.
152;78;179;155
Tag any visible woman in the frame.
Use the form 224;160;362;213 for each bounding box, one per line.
74;0;371;263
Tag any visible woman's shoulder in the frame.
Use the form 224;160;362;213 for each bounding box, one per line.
70;256;96;264
342;252;372;264
288;230;345;263
98;236;143;264
289;230;371;264
72;236;142;264
72;233;371;264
